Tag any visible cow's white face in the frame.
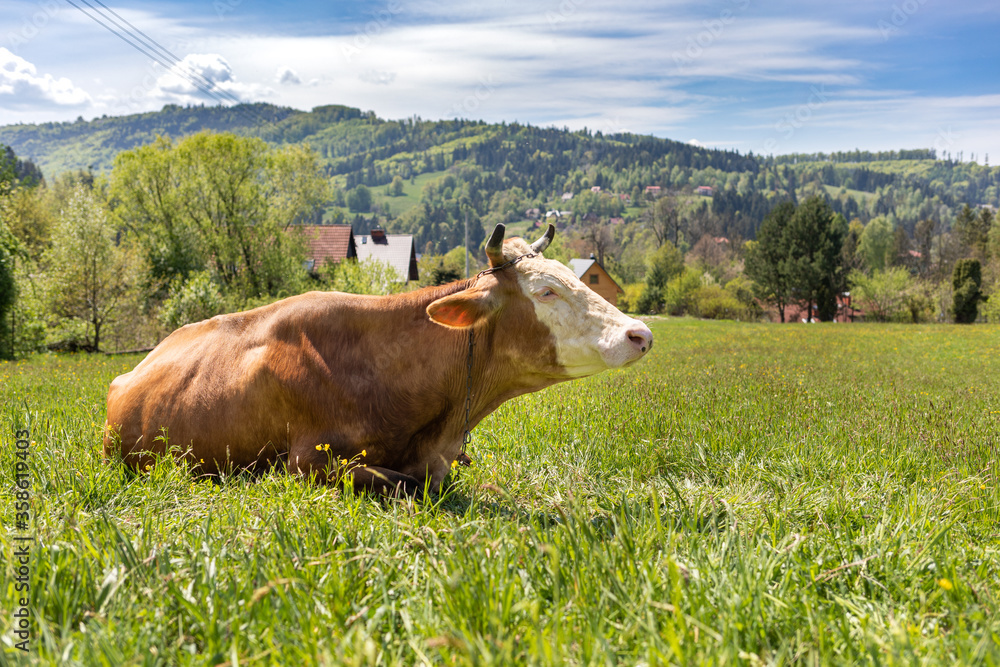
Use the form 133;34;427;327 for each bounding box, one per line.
508;240;653;378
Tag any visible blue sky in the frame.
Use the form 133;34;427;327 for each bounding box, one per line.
2;0;999;161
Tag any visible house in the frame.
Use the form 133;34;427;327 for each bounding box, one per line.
561;192;574;201
569;254;624;307
299;224;357;272
354;225;419;282
696;185;714;196
618;193;631;203
610;217;625;225
525;208;541;219
591;186;602;193
644;185;662;196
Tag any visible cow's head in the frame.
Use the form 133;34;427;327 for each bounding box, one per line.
427;224;653;379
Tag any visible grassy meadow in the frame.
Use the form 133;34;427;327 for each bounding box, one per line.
1;318;999;665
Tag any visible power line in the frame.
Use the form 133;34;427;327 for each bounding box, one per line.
63;0;277;130
85;0;248;109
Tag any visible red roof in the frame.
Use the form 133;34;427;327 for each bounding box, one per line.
301;225;356;267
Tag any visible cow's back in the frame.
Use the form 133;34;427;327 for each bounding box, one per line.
104;296;314;472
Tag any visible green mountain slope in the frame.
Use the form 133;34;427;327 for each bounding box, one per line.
2;102;998;252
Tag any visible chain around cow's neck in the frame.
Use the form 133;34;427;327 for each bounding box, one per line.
460;251;536;461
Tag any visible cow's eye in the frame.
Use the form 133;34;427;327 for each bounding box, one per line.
536;287;558;302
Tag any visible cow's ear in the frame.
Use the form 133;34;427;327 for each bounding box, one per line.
427;290;495;329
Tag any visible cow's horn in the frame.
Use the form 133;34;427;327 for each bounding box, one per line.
530;223;555;254
485;223;505;267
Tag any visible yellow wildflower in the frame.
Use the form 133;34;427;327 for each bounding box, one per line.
315;444;322;451
361;449;367;457
938;578;953;591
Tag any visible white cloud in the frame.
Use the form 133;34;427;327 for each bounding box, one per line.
150;53;270;105
0;47;90;109
276;67;301;85
359;70;396;86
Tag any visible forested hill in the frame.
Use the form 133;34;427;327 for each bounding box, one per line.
2;102;999;247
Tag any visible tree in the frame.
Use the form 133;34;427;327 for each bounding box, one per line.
45;186;141;351
635;242;684;314
646;197;683;247
581;219;615;268
784;196;845;321
856;215;894;272
111;132;326;304
952;258;982;324
914;218;935;277
954;204;989;260
848;267;913;323
744;202;795;322
390;175;405;197
347;184;372;212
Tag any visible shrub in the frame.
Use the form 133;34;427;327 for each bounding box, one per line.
689;284;744;319
159;271;227;331
617;282;645;314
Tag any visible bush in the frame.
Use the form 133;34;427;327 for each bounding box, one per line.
617;282;645;314
159;271;227;331
662;268;703;316
322;258;406;296
689;284;744;319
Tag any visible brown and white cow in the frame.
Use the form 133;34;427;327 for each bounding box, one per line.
104;224;652;495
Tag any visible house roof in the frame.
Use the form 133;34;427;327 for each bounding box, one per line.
355;232;419;281
300;224;356;270
569;257;624;293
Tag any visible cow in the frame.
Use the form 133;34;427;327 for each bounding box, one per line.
104;224;653;495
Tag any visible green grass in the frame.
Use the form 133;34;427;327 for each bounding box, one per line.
2;320;999;665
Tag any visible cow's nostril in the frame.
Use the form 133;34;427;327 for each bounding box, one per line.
627;328;653;353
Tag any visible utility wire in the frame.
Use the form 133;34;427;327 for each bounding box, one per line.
85;0;248;109
63;0;277;130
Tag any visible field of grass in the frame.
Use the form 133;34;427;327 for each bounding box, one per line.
2;319;999;665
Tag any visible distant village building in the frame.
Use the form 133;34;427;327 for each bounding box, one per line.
644;185;662;196
569;254;624;307
591;186;602;193
299;223;418;282
355;225;419;282
696;185;714;196
610;217;625;225
299;224;357;272
525;208;541;219
561;192;574;201
619;193;631;203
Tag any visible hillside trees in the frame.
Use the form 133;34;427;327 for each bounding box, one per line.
111;132;328;304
